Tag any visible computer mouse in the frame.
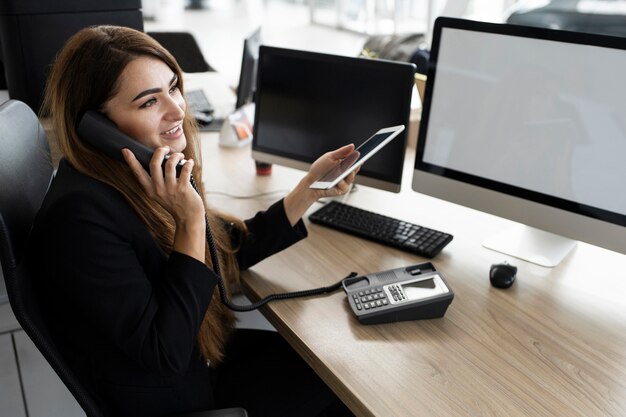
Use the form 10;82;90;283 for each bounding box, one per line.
489;262;517;289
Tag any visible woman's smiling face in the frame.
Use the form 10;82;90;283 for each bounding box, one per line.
103;56;187;154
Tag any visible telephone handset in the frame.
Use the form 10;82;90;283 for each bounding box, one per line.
76;111;354;312
77;111;186;176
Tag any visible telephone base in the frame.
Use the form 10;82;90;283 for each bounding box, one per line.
343;262;454;325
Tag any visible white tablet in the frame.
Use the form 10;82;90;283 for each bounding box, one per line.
309;125;405;190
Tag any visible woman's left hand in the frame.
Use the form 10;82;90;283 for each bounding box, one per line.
283;144;359;226
305;144;359;198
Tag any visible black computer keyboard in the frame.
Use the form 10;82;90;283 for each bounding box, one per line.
185;89;226;132
186;89;214;114
308;201;453;258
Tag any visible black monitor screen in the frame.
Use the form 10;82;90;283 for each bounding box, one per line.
252;46;415;192
236;27;261;109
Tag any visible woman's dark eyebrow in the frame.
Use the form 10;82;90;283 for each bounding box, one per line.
131;74;178;102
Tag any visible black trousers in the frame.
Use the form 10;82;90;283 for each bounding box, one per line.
214;329;353;417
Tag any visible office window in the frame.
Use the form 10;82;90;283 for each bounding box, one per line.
309;0;519;36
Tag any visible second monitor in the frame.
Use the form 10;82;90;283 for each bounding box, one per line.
252;46;416;192
236;27;262;110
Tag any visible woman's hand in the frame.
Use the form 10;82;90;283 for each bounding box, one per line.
283;144;359;226
122;146;206;262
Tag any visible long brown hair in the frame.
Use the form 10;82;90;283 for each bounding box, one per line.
42;25;244;365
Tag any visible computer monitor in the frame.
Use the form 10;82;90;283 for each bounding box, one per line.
0;0;143;113
235;27;261;110
413;17;626;267
252;46;415;192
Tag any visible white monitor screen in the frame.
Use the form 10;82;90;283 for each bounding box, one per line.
413;17;626;260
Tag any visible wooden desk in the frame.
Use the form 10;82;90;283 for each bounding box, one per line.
199;132;626;417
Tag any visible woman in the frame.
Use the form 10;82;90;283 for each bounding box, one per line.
29;25;356;417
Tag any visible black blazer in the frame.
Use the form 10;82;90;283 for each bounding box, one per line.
28;160;307;417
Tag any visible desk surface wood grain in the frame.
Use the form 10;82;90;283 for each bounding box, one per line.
200;133;626;417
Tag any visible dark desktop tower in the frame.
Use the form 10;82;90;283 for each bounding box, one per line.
0;0;143;113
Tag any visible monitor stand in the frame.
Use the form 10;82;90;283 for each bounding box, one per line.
482;224;577;268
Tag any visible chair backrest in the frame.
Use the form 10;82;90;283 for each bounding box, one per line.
0;100;106;417
148;31;214;73
0;100;248;417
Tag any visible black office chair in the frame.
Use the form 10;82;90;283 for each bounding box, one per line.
147;31;215;73
0;99;246;417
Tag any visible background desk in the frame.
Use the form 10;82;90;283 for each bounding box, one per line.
199;132;626;417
